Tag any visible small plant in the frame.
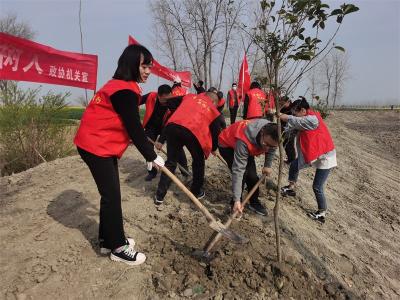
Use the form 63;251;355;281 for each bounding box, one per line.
313;103;330;119
313;95;330;119
0;83;75;175
249;0;359;262
192;284;205;295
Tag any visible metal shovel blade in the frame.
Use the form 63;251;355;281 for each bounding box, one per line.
208;220;249;244
191;249;215;261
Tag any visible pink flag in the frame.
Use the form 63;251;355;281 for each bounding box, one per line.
237;54;251;103
0;32;98;90
128;35;192;88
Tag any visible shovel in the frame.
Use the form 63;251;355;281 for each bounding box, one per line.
160;166;246;244
147;137;191;177
198;174;268;258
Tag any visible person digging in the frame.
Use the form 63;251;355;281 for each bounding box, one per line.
218;119;278;216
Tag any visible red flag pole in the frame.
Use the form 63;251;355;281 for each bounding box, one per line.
128;35;192;88
238;53;249;115
240;59;244;115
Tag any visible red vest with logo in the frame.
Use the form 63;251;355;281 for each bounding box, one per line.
219;120;265;156
74;79;142;158
142;91;157;127
246;88;266;119
228;89;238;108
172;86;187;96
167;94;220;158
299;110;335;163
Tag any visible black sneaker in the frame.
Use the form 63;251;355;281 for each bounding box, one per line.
248;200;268;216
110;244;146;266
145;171;157;181
192;189;205;200
307;210;326;223
99;238;135;255
154;194;164;206
281;185;296;197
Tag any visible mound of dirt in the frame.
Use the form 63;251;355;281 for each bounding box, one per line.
1;110;399;299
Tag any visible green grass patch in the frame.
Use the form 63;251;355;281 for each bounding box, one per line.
55;107;85;120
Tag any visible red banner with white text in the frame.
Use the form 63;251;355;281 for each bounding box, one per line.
0;32;98;90
128;35;192;88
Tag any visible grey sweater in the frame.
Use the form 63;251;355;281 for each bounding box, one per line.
225;119;276;202
286;115;337;170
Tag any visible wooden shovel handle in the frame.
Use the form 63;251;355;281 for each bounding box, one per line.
147;137;191;177
240;174;267;208
160;166;216;223
216;152;228;167
205;174;267;252
147;137;167;155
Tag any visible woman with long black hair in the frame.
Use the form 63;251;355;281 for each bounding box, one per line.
74;44;164;265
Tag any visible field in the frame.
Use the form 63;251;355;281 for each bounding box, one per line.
55;107;85;120
0;110;399;299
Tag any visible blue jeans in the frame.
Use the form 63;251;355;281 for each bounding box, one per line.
288;158;331;210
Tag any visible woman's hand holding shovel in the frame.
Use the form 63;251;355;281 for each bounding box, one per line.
147;155;165;171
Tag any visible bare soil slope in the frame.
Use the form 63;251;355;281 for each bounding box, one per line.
1;110;399;300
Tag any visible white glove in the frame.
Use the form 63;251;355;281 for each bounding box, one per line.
153;155;165;167
146;161;153;171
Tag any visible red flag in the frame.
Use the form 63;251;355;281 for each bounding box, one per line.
128;35;192;88
0;32;98;90
237;54;251;103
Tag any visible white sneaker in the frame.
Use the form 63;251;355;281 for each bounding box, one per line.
307;210;327;223
110;244;146;266
100;238;135;255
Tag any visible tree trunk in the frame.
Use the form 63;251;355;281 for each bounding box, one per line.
273;63;282;263
332;88;338;109
203;52;208;89
208;49;213;88
326;80;331;107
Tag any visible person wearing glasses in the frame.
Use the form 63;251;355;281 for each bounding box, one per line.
218;119;278;216
279;98;337;223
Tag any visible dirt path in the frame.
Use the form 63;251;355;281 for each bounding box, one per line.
1;110;399;299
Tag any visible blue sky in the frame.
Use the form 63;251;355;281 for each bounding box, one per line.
1;0;399;106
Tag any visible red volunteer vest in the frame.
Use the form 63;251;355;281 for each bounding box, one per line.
142;91;157;127
218;120;265;156
228;89;238;108
246;88;266;119
172;86;187;96
167;94;220;158
162;109;172;126
74;79;142;158
299;110;335;163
